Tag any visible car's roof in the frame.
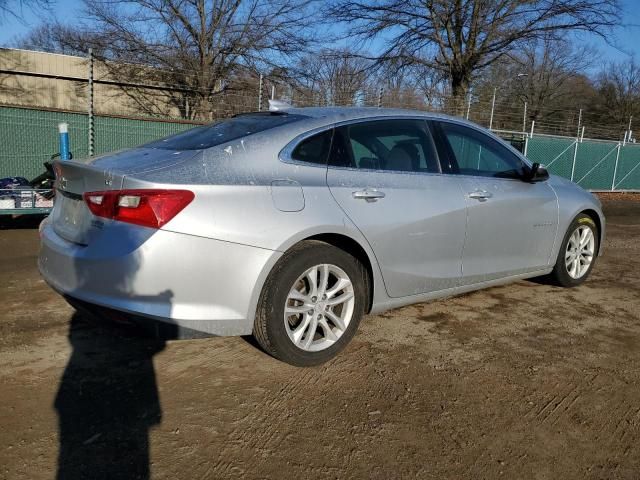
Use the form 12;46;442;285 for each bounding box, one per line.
275;106;531;167
283;106;464;125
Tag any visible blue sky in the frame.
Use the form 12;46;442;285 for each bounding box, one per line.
1;0;639;65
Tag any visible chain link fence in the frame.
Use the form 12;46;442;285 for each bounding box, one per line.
2;104;640;190
0;106;195;179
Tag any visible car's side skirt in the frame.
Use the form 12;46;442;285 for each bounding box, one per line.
370;267;554;315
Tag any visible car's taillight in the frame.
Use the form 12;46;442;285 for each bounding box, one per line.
83;189;194;229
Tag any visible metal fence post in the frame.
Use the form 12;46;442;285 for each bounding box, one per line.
466;93;471;120
87;48;95;157
522;101;527;133
524;121;535;157
258;74;263;111
612;142;622;190
489;87;496;129
377;86;383;108
522;121;533;156
576;109;582;137
570;137;579;182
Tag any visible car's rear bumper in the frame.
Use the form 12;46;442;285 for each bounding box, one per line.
38;221;281;336
63;295;216;339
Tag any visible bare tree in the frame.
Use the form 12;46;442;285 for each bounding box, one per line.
594;59;640;131
472;34;593;131
329;0;620;101
513;36;593;121
15;23;86;55
375;62;446;110
295;50;370;106
21;0;316;119
0;0;49;24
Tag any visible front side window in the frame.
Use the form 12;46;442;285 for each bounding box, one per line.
145;112;308;151
439;122;526;178
328;119;439;173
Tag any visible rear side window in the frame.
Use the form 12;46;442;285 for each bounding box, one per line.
291;129;333;165
328;119;439;173
145;112;308;150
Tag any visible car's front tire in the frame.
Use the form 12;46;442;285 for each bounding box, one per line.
254;240;367;367
550;213;599;287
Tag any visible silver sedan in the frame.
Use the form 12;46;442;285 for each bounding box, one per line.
39;107;605;366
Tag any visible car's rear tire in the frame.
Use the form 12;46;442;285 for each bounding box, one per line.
254;240;368;367
549;213;599;287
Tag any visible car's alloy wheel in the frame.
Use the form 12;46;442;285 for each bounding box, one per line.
564;225;595;279
284;264;355;352
254;240;367;366
550;213;599;287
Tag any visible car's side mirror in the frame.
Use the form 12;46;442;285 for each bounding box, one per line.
524;162;549;183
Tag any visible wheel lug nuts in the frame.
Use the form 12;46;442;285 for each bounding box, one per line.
317;314;322;320
311;296;317;302
308;310;313;315
322;294;327;300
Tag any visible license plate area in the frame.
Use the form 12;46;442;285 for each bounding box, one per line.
52;191;93;245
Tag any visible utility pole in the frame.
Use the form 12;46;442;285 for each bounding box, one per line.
258;74;263;111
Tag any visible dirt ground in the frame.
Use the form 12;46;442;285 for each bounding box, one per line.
1;195;639;480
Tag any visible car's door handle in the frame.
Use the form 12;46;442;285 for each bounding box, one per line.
352;189;386;202
468;190;493;200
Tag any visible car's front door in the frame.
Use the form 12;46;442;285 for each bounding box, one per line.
434;120;558;285
326;118;467;298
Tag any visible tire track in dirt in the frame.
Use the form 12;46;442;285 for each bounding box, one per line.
208;345;375;478
154;339;379;479
527;378;592;426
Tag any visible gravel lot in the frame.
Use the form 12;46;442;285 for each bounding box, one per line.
1;195;639;479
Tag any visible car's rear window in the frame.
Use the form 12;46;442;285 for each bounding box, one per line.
145;112;308;150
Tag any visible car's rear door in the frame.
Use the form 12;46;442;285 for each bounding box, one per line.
433;120;558;285
326;118;467;298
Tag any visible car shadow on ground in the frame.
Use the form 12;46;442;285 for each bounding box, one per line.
54;312;166;480
0;214;47;230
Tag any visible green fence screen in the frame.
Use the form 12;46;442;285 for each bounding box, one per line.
0;106;193;180
526;136;640;190
2;106;640;189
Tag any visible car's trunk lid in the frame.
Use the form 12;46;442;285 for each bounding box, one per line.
51;160;124;245
87;147;202;175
